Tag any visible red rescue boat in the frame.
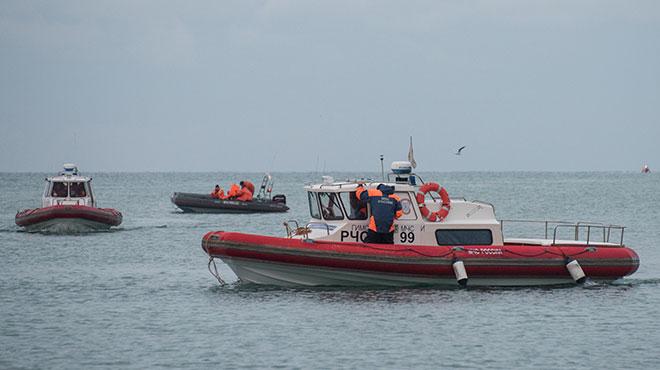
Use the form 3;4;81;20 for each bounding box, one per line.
15;164;122;233
202;162;639;287
202;231;638;287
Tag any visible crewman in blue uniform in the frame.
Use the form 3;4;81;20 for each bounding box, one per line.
355;184;403;244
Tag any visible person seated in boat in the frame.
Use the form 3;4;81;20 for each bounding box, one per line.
69;182;86;197
235;182;254;202
225;183;241;200
210;185;225;199
240;180;255;195
51;182;67;197
356;184;402;244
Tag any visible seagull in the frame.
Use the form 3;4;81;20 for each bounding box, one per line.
455;146;466;155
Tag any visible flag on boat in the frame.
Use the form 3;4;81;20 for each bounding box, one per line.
408;136;417;168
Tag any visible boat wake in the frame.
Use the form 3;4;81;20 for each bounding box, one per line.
18;228;115;235
609;277;660;286
113;224;168;232
10;224;168;235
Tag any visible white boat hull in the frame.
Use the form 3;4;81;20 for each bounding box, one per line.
221;256;580;287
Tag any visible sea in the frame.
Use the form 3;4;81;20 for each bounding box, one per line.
1;171;659;369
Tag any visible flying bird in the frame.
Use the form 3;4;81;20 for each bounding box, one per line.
454;146;466;155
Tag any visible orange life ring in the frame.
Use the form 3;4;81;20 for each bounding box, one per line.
415;182;451;222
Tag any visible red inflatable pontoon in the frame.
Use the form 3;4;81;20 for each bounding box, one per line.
16;205;122;232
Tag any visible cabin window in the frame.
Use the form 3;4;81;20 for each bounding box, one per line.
85;182;93;200
308;192;321;219
51;182;68;197
319;192;344;220
339;191;367;220
69;182;87;197
435;229;493;246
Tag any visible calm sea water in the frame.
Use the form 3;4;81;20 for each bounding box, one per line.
1;172;659;369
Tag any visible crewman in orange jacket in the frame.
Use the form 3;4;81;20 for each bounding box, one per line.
226;183;240;199
235;181;254;201
240;180;255;195
355;184;402;244
210;185;224;199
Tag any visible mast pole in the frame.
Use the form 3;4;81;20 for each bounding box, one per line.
380;155;385;181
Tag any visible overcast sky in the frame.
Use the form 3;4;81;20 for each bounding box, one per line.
1;1;658;172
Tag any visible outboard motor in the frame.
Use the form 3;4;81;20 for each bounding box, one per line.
272;194;287;204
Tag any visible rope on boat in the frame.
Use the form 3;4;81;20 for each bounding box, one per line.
207;256;227;286
361;245;455;258
502;246;594;259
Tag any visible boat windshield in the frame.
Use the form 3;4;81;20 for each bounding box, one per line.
69;182;87;198
319;192;344;220
339;191;367;220
308;192;321;219
51;182;68;197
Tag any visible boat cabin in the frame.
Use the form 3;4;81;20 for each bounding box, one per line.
42;164;95;208
288;161;627;248
294;162;503;247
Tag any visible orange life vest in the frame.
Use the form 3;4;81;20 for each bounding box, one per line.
226;184;240;199
235;188;253;201
355;186;402;233
241;181;255;195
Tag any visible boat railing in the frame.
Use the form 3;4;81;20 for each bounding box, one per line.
500;219;626;246
307;222;332;236
256;174;273;200
318;183;353;190
316;179;375;190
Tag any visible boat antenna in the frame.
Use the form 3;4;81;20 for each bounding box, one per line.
380;154;385;181
270;153;277;171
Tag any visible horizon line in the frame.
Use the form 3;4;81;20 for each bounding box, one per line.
0;169;647;174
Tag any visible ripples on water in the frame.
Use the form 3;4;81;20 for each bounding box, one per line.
1;172;660;369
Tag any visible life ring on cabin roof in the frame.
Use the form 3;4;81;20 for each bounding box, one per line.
416;182;451;222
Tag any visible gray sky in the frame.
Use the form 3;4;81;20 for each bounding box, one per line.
1;1;659;172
